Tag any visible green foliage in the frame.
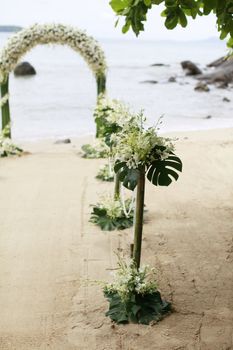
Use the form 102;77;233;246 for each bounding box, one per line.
110;0;233;47
81;142;109;159
90;198;134;231
96;164;114;182
104;290;171;324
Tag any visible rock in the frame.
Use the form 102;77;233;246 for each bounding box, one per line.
54;138;71;144
140;80;158;84
207;56;226;68
168;76;176;82
151;63;169;67
194;82;210;92
204;115;212;119
181;60;202;76
223;97;231;102
14;62;36;76
217;81;228;89
198;57;233;84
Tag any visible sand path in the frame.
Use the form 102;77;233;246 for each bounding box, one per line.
0;130;233;350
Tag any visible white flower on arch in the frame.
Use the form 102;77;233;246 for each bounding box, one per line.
0;23;107;83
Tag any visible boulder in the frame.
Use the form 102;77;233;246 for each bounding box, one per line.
207;56;226;68
168;76;176;83
140;80;158;84
14;62;36;76
54;138;71;144
181;60;202;76
198;57;233;84
217;81;228;89
223;97;231;102
194;82;210;92
151;63;169;67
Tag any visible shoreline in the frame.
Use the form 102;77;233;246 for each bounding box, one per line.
13;126;233;152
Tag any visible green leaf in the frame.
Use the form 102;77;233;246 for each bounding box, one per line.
110;0;130;12
147;153;182;186
122;20;131;33
165;11;179;29
90;202;134;231
203;0;217;15
114;161;140;190
104;291;171;324
105;293;128;323
178;8;188;27
131;304;141;316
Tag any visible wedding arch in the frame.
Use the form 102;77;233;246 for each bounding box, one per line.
0;23;107;138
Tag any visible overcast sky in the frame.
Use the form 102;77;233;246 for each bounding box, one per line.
0;0;219;41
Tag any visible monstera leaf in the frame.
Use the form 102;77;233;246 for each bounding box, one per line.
104;290;171;325
147;153;182;186
114;161;140;191
114;151;182;190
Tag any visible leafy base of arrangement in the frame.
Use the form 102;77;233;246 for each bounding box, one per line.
96;164;114;182
90;197;134;231
0;126;23;157
104;290;170;325
103;258;171;325
81;141;109;159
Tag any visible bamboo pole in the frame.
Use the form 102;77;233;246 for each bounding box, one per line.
96;74;106;138
97;74;106;95
1;75;11;138
133;166;145;269
114;171;121;200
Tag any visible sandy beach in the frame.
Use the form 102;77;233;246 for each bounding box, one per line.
0;128;233;350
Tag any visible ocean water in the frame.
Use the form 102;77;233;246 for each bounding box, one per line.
0;32;232;141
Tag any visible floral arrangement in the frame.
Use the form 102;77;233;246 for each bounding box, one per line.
81;140;109;159
101;112;181;325
96;163;114;182
94;93;133;141
0;125;22;157
0;23;106;84
104;257;171;324
90;195;134;231
113;113;182;190
90;97;138;228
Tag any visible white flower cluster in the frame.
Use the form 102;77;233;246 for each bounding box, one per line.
0;23;107;83
104;257;157;302
94;93;133;128
0;93;9;107
114;113;175;169
96;163;114;181
0;126;22;157
98;195;124;219
81;139;109;158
